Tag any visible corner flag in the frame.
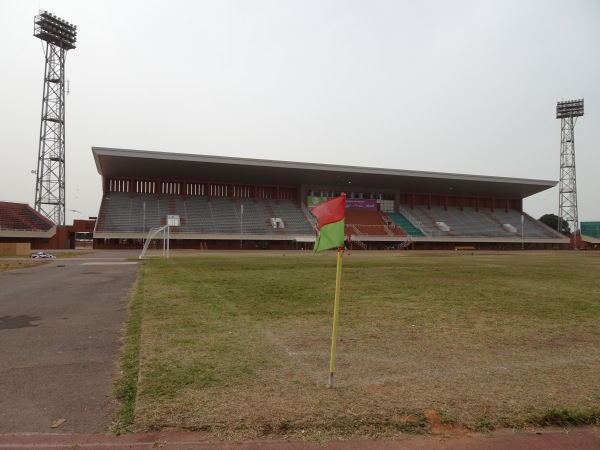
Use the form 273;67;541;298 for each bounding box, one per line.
311;194;346;253
310;194;347;387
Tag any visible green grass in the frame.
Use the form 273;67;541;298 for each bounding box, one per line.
114;250;600;439
113;270;144;434
526;408;600;427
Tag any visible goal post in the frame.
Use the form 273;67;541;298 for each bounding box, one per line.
139;225;169;260
138;215;179;260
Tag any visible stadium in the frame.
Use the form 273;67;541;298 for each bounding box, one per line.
6;146;600;252
91;146;571;251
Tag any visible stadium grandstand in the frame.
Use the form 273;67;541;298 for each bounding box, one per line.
0;201;55;239
0;201;94;252
92;147;570;251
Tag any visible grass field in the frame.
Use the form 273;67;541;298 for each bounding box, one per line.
116;250;600;439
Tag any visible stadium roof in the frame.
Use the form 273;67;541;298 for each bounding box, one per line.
92;147;557;199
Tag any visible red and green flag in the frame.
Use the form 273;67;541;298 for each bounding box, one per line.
311;194;346;253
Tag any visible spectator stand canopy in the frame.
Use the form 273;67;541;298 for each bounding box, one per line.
92;147;569;250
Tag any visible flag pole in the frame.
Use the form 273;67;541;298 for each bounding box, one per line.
328;246;344;387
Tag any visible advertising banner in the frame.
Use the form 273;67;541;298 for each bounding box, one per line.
346;198;377;211
307;196;328;208
307;197;377;211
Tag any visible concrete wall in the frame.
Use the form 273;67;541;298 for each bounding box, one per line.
0;242;31;256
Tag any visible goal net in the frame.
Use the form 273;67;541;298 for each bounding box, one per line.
139;215;179;260
139;225;169;260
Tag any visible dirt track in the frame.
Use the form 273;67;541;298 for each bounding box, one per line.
0;427;599;449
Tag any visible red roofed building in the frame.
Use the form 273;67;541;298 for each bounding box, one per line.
0;201;95;251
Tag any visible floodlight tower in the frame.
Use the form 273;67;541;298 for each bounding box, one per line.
556;99;584;247
33;10;77;226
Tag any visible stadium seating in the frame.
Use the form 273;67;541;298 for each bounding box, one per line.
266;199;314;235
493;209;565;239
344;210;406;237
95;194;563;242
396;204;562;239
0;201;55;231
96;194;314;237
386;212;425;237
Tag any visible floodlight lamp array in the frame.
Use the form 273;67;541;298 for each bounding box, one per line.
34;10;77;50
556;99;584;119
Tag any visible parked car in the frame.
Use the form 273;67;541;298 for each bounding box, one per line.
31;251;55;259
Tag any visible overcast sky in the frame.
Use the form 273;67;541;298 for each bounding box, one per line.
1;0;598;224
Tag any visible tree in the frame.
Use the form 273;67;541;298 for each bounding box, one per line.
539;214;571;235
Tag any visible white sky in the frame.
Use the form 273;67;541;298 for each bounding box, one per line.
1;0;598;224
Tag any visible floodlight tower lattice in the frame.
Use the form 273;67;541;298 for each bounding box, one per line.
556;99;584;245
33;11;77;226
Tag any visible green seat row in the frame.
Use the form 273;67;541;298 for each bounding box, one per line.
387;212;425;237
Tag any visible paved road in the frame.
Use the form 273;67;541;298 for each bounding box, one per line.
0;251;140;434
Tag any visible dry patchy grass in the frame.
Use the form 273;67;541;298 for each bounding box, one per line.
0;260;48;272
123;251;600;439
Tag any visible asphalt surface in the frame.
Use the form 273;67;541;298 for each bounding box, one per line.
0;250;139;434
0;250;599;449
